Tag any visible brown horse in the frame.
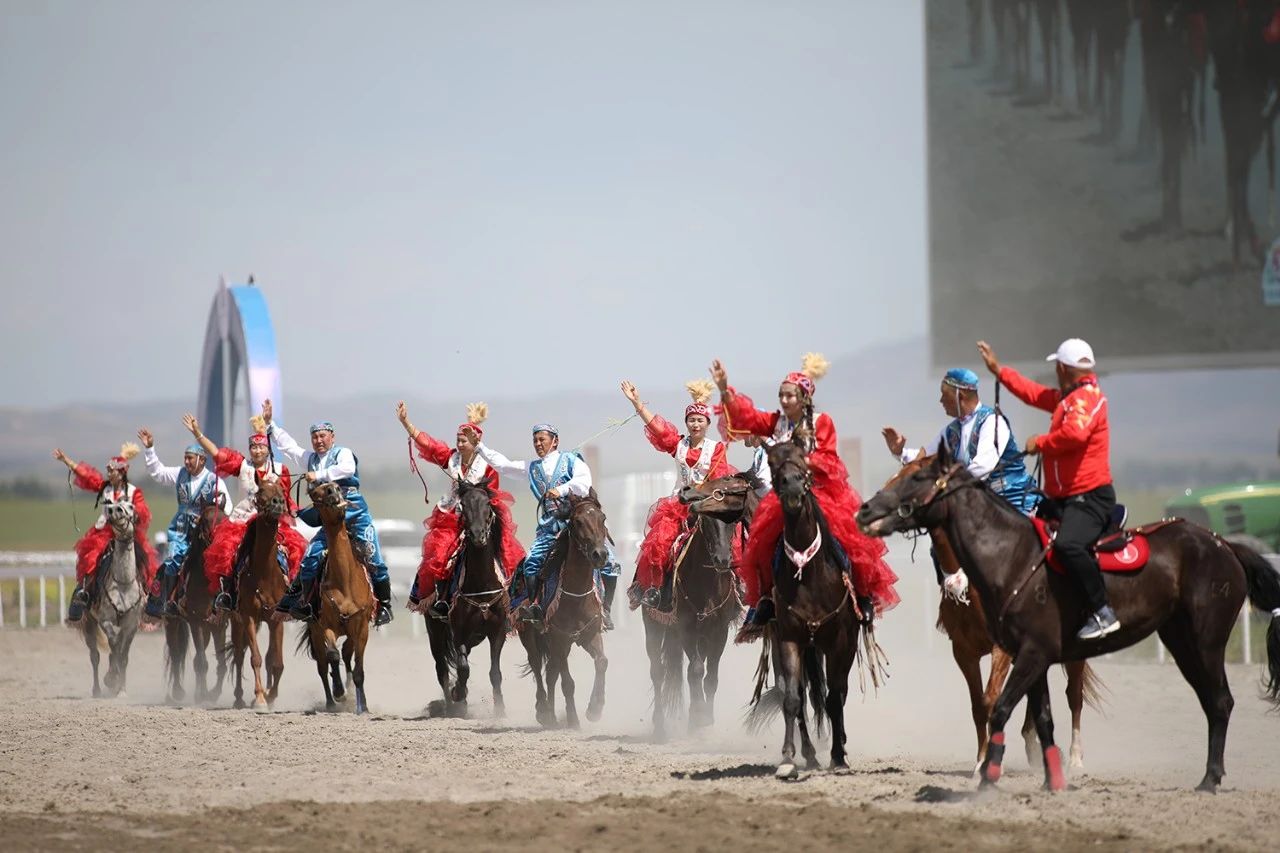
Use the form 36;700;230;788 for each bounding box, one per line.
518;490;610;728
858;445;1280;792
299;481;374;713
746;440;874;779
424;479;511;716
164;502;229;704
229;478;290;709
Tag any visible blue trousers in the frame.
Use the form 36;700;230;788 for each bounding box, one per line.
521;519;620;578
297;493;389;584
162;519;196;578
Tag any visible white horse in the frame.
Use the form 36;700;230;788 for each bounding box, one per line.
81;502;145;697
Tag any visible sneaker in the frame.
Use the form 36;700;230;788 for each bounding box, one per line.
1076;605;1120;641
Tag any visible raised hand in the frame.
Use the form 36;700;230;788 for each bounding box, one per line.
183;413;201;437
396;401;416;436
976;341;1000;376
710;359;728;393
137;428;154;449
459;426;479;449
52;448;72;468
261;399;274;424
881;427;906;456
620;380;641;409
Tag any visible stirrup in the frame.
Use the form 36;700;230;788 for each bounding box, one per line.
375;603;394;626
213;592;234;612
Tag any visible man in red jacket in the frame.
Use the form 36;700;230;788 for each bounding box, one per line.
978;338;1120;640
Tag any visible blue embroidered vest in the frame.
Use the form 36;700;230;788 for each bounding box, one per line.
943;406;1039;513
174;466;220;529
308;445;360;491
529;451;576;524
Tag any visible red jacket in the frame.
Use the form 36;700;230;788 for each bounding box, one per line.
998;366;1111;498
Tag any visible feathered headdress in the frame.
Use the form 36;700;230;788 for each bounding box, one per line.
783;352;829;397
684;379;714;419
107;442;140;472
249;414;270;446
459;402;488;437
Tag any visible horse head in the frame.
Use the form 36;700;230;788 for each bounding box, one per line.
680;473;759;524
194;496;226;545
457;478;495;547
567;489;611;568
307;481;349;524
856;443;970;537
105;500;137;541
254;475;288;520
766;438;812;515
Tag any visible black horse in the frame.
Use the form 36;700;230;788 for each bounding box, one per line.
857;447;1280;792
425;479;511;716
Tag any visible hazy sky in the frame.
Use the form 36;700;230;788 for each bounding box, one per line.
1;1;926;407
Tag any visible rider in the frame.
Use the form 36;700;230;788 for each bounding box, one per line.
978;338;1119;640
396;400;525;618
621;378;732;612
262;400;395;626
184;413;305;613
138;428;230;619
471;424;620;627
713;353;900;630
53;443;158;622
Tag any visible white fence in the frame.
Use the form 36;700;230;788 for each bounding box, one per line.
0;553;75;629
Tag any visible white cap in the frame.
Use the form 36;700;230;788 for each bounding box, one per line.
1045;338;1096;369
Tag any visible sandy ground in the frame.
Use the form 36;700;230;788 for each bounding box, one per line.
1;595;1278;852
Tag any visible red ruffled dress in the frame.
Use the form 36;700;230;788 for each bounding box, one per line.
202;448;305;595
720;389;900;613
634;415;736;589
71;463;159;588
412;431;525;594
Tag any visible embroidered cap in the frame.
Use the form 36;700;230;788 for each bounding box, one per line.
106;442;140;472
531;423;559;437
684;379;714;420
309;421;335;434
183;444;207;458
943;368;980;391
779;352;829;398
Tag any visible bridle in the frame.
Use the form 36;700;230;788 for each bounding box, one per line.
889;461;973;528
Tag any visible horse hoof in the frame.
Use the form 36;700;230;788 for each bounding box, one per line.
233;698;246;710
450;686;465;703
566;717;580;730
775;762;798;781
1195;777;1220;794
585;705;602;723
92;687;102;698
252;698;268;710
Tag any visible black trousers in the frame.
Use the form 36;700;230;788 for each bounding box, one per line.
1039;483;1116;612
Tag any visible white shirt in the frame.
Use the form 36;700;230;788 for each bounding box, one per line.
268;422;357;484
142;446;230;511
230;458;286;523
747;445;773;497
476;444;592;498
898;404;1010;480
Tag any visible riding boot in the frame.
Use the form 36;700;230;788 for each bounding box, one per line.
658;570;675;612
287;578;316;621
276;576;302;615
144;576;167;619
601;574;617;631
373;577;394;627
524;574;545;623
430;579;450;618
748;596;775;626
408;575;422;608
162;573;181;618
856;595;875;626
68;581;90;622
213;576;234;613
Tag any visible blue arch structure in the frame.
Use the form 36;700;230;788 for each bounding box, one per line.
196;280;283;452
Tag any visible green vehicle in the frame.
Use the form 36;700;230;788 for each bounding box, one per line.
1163;482;1280;553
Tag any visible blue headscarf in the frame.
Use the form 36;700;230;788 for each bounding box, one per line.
309;421;335;434
943;368;979;391
183;444;207;458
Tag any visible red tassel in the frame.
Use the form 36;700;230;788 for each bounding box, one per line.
1044;745;1066;792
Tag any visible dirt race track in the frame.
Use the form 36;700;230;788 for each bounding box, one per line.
1;612;1277;852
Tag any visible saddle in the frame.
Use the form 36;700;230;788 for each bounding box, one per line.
1032;516;1183;575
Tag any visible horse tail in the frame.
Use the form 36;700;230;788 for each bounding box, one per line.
656;631;685;721
164;620;189;686
1074;661;1108;713
744;626;783;733
294;624;315;660
1227;539;1280;704
803;646;828;738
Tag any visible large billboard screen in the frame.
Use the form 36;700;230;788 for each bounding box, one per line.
927;1;1280;373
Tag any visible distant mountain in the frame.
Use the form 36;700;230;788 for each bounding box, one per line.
4;338;1277;493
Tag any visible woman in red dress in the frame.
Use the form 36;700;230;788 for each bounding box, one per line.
396;401;525;617
620;379;734;612
712;353;900;626
53;443;159;622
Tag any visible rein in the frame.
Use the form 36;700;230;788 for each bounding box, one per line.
407;437;431;505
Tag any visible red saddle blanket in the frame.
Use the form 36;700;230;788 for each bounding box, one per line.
1031;518;1181;574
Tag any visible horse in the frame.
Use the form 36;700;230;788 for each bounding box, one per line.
746;440;872;780
424;479;511;716
517;490;610;729
298;481;373;714
81;501;146;697
856;445;1280;792
885;455;1104;773
229;477;290;709
164;501;229;704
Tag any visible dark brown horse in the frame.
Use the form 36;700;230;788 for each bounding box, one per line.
857;446;1280;792
299;482;373;714
164;501;229;704
518;490;610;728
637;483;743;740
747;440;872;779
229;477;289;709
424;479;511;716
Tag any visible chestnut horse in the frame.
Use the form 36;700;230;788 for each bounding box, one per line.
164;501;229;704
518;490;610;728
858;445;1280;792
298;482;374;713
229;478;290;709
425;479;511;716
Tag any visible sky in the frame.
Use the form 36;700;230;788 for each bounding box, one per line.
0;0;927;407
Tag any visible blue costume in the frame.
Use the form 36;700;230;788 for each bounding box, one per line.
142;443;228;616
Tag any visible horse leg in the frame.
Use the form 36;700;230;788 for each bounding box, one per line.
247;616;268;708
1157;612;1233;792
191;622;210;702
1065;661;1086;769
489;628;505;718
315;629;336;710
645;618;668;741
336;635;352;701
776;640;804;779
545;641;562;726
210;619;228;700
702;619;729;728
165;621;187;703
83;619;101;698
352;632;369;715
557;644;580;730
428;623;451;705
952;640;990;774
116;620;138;697
684;631;707;731
452;642;471;705
979;649;1049;787
1026;671;1065;791
584;633;608;723
825;640;854;770
231;617;247;709
267;619;285;706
